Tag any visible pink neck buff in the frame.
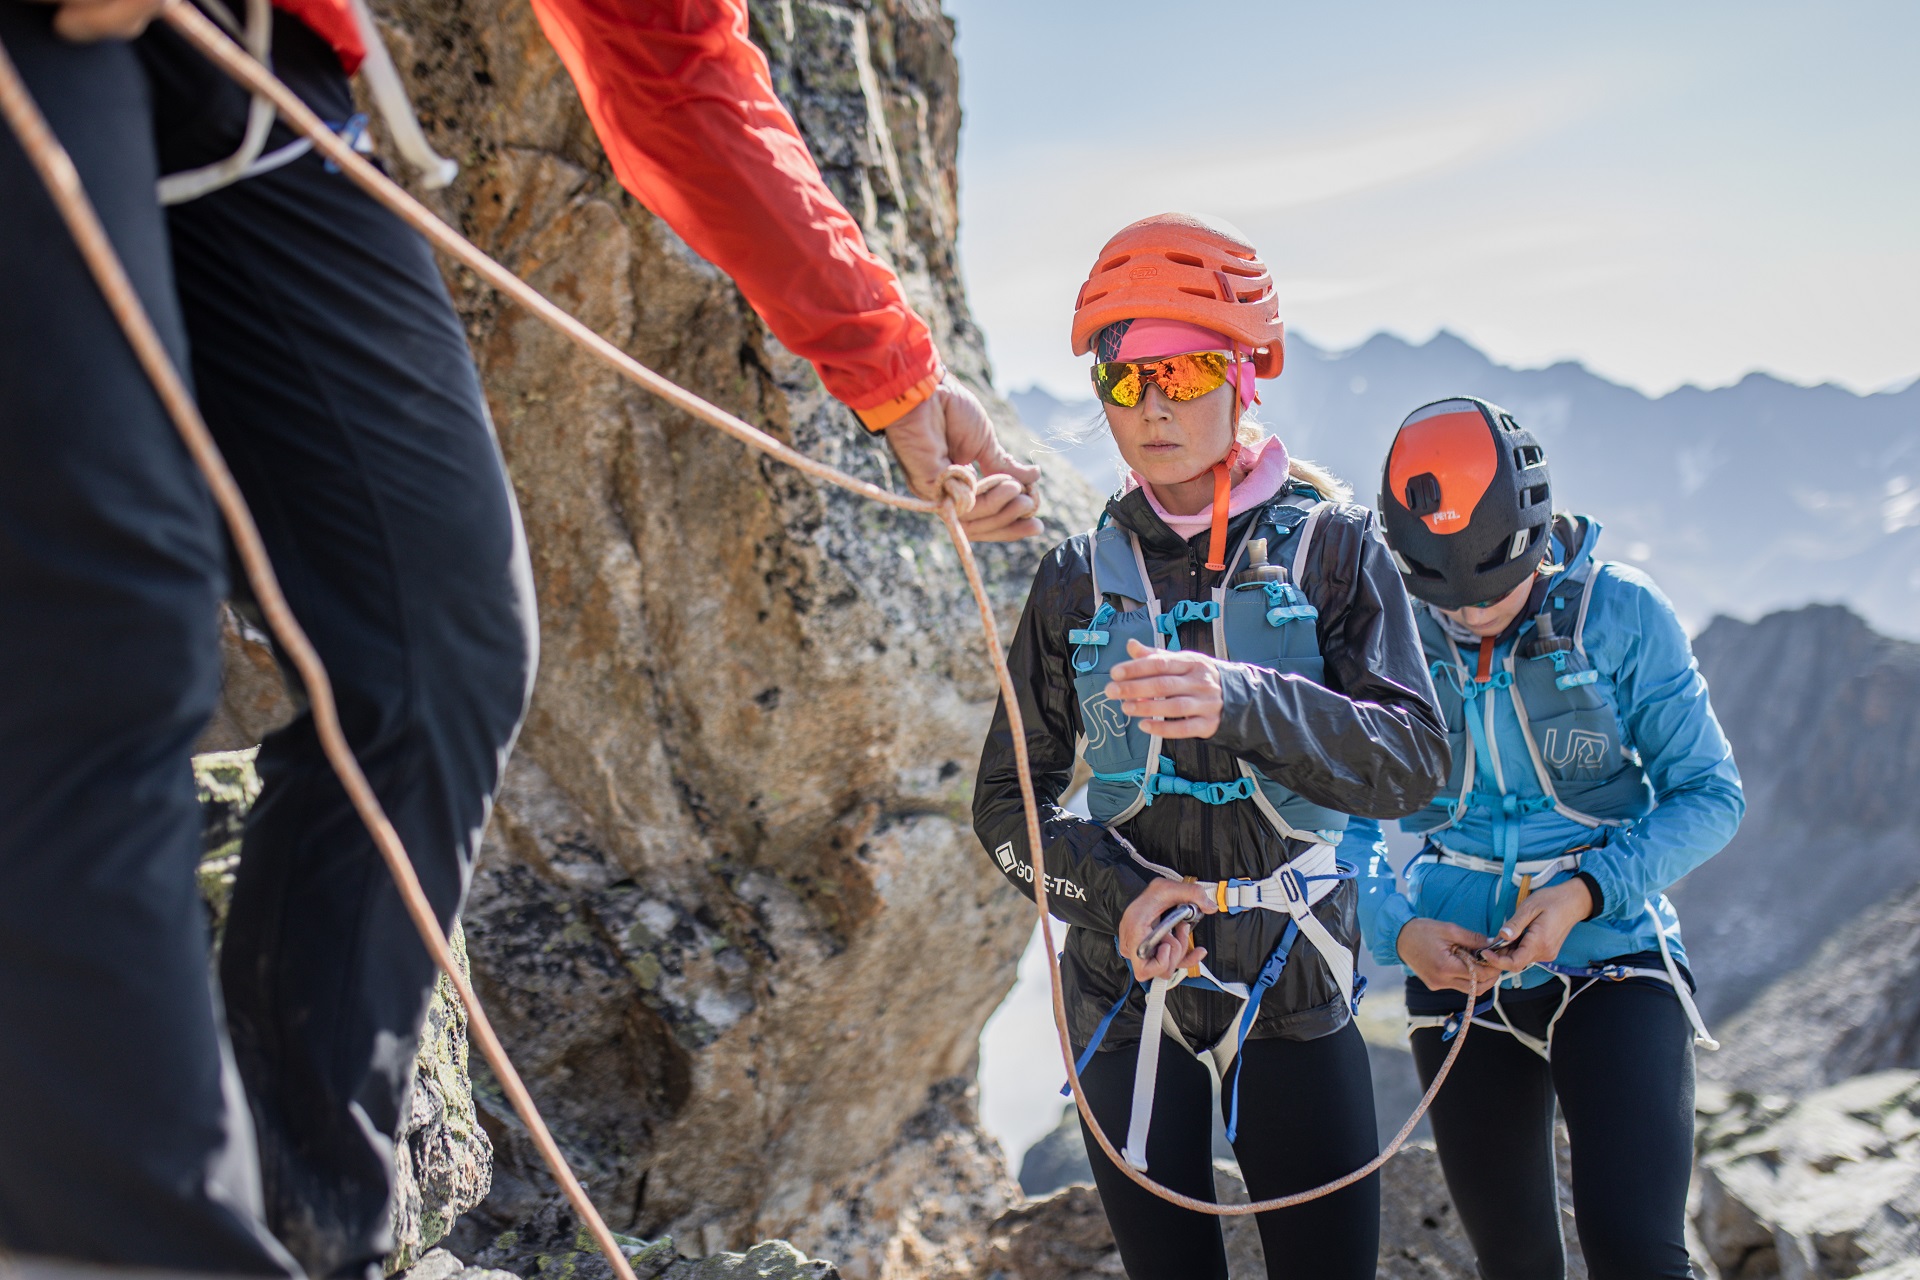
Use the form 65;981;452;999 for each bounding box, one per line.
1129;433;1293;544
1105;317;1285;570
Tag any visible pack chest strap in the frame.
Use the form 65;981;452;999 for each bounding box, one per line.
1092;758;1257;807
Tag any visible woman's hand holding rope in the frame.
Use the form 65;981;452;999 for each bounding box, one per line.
1481;878;1593;972
1396;918;1491;996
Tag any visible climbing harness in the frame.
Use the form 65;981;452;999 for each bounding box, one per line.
1406;896;1718;1056
155;0;276;204
0;12;1476;1252
1401;533;1717;1055
1066;842;1361;1168
156;0;452;206
1065;494;1370;1172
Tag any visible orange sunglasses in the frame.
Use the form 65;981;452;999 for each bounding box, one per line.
1091;350;1235;408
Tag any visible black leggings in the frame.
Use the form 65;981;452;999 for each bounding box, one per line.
1078;1021;1379;1279
1410;977;1696;1280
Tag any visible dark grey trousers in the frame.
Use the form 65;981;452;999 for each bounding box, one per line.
0;6;536;1274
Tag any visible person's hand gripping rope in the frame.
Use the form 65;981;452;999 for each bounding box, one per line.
886;375;1043;542
1479;877;1594;973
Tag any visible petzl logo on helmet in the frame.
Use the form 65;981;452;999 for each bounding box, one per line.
1128;264;1160;280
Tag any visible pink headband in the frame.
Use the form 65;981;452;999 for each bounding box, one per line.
1105;318;1259;406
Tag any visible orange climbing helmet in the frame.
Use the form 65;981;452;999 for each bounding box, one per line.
1070;213;1285;377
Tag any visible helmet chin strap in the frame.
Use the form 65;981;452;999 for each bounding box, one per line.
1204;351;1246;572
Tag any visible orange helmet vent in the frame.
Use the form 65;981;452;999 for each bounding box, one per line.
1071;213;1285;378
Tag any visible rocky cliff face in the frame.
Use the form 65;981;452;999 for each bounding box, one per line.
1702;878;1920;1098
1672;605;1920;1021
352;0;1096;1272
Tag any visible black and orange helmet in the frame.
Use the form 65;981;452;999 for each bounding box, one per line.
1378;397;1552;609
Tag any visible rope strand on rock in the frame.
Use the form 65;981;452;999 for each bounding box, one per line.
0;18;1475;1280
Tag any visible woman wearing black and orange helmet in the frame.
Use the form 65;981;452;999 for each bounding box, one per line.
972;214;1449;1278
1351;397;1745;1278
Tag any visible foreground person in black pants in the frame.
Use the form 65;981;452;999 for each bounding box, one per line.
0;0;1037;1272
0;8;534;1273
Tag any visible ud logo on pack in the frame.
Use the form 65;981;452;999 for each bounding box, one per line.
1543;727;1612;771
1079;692;1130;753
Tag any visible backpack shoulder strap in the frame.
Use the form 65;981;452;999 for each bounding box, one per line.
1281;495;1332;583
1533;515;1601;656
1090;523;1147;608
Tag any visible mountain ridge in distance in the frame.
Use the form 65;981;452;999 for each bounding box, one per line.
1011;330;1920;639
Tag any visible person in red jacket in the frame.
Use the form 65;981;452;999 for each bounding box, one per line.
31;0;1042;529
0;0;1035;1275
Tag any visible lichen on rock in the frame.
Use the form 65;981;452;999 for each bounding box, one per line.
193;747;260;933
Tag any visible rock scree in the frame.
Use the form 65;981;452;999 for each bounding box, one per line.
1693;1071;1920;1279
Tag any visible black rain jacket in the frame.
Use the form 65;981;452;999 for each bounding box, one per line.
974;484;1449;1054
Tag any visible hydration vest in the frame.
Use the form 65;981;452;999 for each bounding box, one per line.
1058;488;1365;1172
1407;515;1654;844
1395;516;1717;1057
1067;488;1350;846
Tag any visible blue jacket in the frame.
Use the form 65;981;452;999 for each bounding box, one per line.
1347;518;1744;988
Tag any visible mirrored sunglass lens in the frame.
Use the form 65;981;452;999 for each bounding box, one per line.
1152;353;1230;401
1093;363;1144;407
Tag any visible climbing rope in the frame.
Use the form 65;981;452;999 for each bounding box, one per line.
0;7;1476;1271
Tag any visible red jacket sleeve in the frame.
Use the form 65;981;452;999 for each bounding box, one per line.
526;0;940;427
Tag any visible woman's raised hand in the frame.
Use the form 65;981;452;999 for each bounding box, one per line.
1118;877;1218;982
1106;638;1224;739
1396;918;1492;996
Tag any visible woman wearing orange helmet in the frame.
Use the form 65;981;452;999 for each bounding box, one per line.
974;214;1450;1278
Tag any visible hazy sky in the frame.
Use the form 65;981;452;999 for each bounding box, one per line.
945;0;1918;401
